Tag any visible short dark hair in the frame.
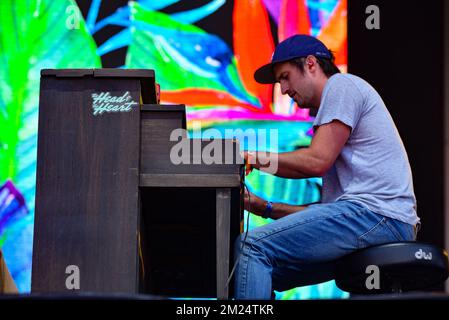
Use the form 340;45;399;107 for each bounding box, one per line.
290;51;340;78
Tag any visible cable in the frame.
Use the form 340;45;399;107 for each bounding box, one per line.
225;181;252;291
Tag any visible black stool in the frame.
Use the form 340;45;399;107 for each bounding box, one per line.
334;242;449;294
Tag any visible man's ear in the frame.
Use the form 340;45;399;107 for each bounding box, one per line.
305;55;317;72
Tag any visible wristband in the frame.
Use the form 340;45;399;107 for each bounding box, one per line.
262;201;273;219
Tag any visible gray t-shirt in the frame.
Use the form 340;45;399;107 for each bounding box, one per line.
313;73;418;226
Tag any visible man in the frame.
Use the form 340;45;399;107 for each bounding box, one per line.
234;34;419;299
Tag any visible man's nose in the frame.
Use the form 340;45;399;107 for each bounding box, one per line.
280;83;289;95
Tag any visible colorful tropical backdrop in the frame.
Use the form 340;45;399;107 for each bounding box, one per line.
0;0;347;298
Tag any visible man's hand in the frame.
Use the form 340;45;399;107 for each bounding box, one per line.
241;151;255;175
244;190;313;220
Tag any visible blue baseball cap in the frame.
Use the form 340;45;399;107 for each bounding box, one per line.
254;34;332;84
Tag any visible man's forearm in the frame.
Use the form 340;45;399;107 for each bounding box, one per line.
269;202;310;220
248;197;312;220
250;149;325;178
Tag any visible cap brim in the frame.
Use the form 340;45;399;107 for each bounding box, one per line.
254;63;276;84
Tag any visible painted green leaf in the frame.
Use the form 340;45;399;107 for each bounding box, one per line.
126;1;225;91
125;1;256;105
0;0;101;204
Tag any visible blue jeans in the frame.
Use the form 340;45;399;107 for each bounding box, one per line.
233;200;416;299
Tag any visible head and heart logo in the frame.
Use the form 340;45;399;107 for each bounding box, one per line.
91;91;138;116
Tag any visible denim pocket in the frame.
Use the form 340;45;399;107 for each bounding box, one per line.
357;217;402;249
385;218;415;241
384;218;407;241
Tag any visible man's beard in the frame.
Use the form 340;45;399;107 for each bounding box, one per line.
296;98;316;109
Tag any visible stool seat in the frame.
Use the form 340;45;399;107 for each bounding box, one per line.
335;242;449;294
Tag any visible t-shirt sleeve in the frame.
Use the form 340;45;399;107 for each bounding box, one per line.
313;74;364;132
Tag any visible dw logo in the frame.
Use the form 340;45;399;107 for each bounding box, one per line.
415;249;432;260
